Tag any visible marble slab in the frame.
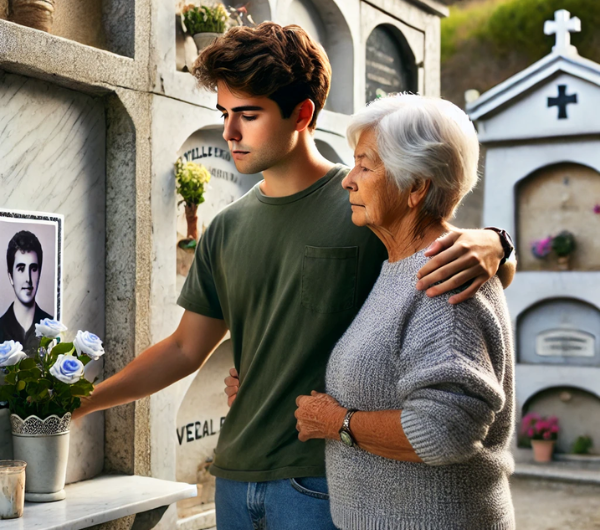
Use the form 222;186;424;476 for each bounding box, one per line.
1;475;197;530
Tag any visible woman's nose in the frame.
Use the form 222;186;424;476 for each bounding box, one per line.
342;170;358;192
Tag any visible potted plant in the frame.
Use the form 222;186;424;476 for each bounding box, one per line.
521;413;559;463
552;230;576;270
0;321;104;502
181;3;229;52
175;157;211;247
8;0;56;33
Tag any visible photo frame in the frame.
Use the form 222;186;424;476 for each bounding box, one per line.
0;209;63;353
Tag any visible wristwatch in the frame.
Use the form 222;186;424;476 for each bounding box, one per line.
485;227;514;266
339;409;358;447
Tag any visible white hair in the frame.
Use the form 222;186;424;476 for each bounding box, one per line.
347;94;480;221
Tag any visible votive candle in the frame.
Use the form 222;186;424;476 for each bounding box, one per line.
0;460;26;519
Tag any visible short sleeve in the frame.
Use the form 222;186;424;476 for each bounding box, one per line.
177;224;224;320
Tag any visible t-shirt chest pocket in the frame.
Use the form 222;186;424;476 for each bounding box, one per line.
301;246;358;314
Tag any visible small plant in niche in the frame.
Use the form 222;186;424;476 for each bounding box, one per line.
175;158;211;248
521;413;559;462
530;231;576;270
181;3;229;35
571;435;593;455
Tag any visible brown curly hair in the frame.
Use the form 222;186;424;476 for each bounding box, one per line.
193;22;332;129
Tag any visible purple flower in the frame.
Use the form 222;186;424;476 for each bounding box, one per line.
594;204;600;214
531;237;552;259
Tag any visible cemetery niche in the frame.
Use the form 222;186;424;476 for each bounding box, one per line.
175;128;262;279
365;24;417;103
521;387;600;455
285;0;354;114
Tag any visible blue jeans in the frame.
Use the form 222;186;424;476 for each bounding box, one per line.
215;476;338;530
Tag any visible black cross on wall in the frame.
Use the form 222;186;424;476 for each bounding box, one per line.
547;85;577;119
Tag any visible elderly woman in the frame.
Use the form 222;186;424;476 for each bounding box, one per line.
295;94;515;530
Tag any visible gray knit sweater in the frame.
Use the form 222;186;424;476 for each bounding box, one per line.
325;249;515;530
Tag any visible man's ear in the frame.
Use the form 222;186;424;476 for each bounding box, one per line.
408;179;431;209
295;99;316;132
7;271;13;287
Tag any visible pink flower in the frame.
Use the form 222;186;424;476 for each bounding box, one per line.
543;431;552;440
528;428;535;438
594;204;600;214
550;424;559;434
548;416;559;425
536;420;549;433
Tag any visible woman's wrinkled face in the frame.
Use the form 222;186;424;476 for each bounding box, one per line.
342;128;405;229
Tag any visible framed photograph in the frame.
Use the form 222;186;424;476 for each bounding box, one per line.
0;209;63;354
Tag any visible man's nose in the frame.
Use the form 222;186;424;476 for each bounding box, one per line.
222;119;241;143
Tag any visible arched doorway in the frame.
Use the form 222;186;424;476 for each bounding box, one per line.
365;24;417;103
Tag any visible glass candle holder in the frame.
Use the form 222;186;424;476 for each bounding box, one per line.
0;460;26;519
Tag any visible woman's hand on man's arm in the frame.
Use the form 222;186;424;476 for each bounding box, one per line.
416;228;514;304
294;391;422;463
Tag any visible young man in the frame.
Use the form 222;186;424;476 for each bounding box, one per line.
75;23;515;530
0;231;53;354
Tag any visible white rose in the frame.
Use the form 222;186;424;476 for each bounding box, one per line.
49;354;85;385
0;341;26;367
73;331;105;361
35;319;68;339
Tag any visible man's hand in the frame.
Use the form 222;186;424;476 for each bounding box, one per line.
224;367;239;407
416;229;504;304
294;391;346;442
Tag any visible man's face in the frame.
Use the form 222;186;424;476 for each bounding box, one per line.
217;82;298;174
9;250;40;306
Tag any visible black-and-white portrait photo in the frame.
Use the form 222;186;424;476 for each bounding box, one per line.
0;210;63;354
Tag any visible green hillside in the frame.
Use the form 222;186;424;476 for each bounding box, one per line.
441;0;600;107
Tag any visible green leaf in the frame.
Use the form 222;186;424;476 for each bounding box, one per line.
51;342;75;356
80;356;93;366
39;337;52;350
16;380;26;392
19;358;37;370
4;372;17;385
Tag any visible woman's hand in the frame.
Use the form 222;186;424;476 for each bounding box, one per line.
295;391;347;442
224;367;239;407
416;229;505;304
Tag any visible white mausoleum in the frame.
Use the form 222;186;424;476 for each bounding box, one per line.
468;10;600;457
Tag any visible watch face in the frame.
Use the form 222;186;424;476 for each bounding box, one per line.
340;431;353;447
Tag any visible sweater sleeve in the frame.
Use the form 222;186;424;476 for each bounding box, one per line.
399;288;508;466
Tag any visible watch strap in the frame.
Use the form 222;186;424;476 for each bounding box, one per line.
485;227;514;266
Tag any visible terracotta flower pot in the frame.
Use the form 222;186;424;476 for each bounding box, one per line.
557;256;570;271
8;0;56;33
531;439;555;463
184;203;199;242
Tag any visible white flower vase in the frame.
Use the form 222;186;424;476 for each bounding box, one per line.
192;32;223;53
11;413;71;502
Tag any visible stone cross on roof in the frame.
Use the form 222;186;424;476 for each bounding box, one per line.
544;9;581;56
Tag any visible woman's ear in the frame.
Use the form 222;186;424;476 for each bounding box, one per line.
408;179;431;209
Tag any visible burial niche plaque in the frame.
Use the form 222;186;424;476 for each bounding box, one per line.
536;329;595;357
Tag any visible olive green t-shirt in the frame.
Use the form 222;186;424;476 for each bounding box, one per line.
177;164;387;482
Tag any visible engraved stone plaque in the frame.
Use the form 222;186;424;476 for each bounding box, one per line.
536;329;595;357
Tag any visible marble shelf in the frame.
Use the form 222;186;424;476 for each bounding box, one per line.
1;475;197;530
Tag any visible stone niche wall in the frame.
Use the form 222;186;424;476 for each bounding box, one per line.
175;340;233;518
517;162;600;271
522;387;600;455
0;70;106;482
0;0;135;57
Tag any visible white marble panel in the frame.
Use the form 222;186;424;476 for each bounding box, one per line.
0;72;106;483
0;475;196;530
